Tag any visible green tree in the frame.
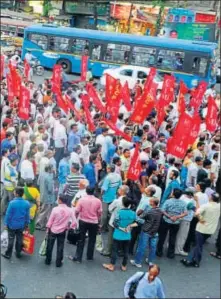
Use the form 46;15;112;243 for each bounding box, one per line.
152;0;166;36
43;0;52;17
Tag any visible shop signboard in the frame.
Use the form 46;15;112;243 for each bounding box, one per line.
65;1;107;16
166;8;216;24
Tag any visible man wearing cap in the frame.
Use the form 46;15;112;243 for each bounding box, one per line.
140;141;152;162
1;156;18;215
101;164;122;234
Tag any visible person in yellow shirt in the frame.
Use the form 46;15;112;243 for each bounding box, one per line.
23;180;40;235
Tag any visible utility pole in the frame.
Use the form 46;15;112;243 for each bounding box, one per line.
127;3;133;33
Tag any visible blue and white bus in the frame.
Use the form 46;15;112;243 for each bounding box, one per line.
22;24;218;87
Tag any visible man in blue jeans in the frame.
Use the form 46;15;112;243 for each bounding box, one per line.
130;198;162;267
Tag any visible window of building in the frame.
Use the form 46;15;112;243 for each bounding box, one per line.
1;25;8;31
192;57;208;77
8;26;16;33
131;47;157;67
17;27;24;37
119;69;133;76
91;44;101;60
157;49;185;71
104;44;130;63
72;39;89;55
49;36;70;52
30;34;48;50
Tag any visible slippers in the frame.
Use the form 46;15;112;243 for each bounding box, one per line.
102;263;114;271
68;255;74;261
210;252;221;259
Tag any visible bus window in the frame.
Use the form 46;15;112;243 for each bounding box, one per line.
17;27;24;37
30;34;48;50
49;36;70;53
92;44;101;60
157;50;185;71
131;47;156;67
72;39;89;55
192;57;208;77
104;44;130;64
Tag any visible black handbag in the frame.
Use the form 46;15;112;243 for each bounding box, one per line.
67;228;80;245
128;272;145;299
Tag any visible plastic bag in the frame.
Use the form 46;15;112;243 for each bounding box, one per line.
39;237;47;256
22;231;35;255
1;230;8;248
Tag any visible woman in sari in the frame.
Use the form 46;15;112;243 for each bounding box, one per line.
23;179;40;235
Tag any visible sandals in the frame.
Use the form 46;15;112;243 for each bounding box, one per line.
210;252;221;259
103;263;114;271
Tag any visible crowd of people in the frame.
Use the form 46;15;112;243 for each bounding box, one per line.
0;52;220;298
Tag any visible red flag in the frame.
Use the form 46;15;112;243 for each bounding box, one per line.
156;75;175;126
178;81;188;115
189;81;207;110
121;81;132;111
0;55;4;79
127;144;141;181
24;59;31;79
18;85;30;120
105;74;117;105
65;95;82;120
80;56;89;81
6;73;14;102
130;81;157;124
107;80;122;124
134;84;142;100
143;68;157;92
8;62;21;97
81;94;95;132
86;83;106;114
206;96;218;132
187;114;201;145
57;92;69;114
51;64;62;93
104;119;132;142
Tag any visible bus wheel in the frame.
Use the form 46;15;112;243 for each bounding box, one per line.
57;59;71;73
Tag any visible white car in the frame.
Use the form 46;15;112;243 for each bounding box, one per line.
100;65;163;90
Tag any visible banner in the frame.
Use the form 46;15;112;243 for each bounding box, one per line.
8;62;21;97
189;81;207;111
104;119;132;142
187;114;201;145
24;59;31;79
130;81;157;124
81;94;96;132
86;83;106;114
127;144;141;181
143;68;157;93
178;80;188;114
18;85;30;120
51;64;62;94
6;73;14;102
57;92;69;114
121;81;132;112
0;55;4;79
206;96;218;132
80;56;89;81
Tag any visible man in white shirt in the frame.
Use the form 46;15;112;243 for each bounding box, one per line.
54;118;67;167
148;175;162;200
95;128;111;162
20;152;35;182
70;145;81;169
186;157;203;188
21;134;36;163
24;50;36;65
139;141;152;162
1;149;10;196
79;137;90;166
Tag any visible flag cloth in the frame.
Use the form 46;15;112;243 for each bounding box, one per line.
130;81;157;124
121;81;132;111
105;74;117;105
107;80;122;124
187;114;201;146
81;94;96;132
80;56;89;81
206;96;218;132
6;73;14;102
189;81;207;111
51;64;62;94
156;75;175;126
104;119;132;142
143;67;157;92
0;55;4;79
24;59;31;79
8;62;21;97
57;92;69;114
65;95;82;120
178;80;188;115
18;85;30;120
127;144;141;181
86;83;106;114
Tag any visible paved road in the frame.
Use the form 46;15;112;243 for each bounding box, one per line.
1;229;220;298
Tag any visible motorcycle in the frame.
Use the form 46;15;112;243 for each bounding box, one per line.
18;58;44;77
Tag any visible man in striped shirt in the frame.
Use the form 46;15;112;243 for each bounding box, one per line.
64;163;85;207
